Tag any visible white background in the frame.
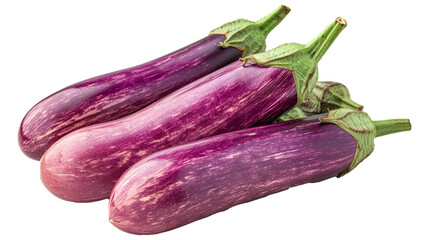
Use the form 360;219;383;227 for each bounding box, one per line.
1;0;427;239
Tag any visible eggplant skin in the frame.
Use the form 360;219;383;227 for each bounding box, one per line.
109;116;356;234
41;61;297;202
19;34;242;160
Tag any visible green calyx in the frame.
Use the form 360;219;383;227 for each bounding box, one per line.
209;5;290;57
274;107;307;122
241;17;347;103
301;81;363;113
274;81;363;123
319;109;411;176
320;109;376;176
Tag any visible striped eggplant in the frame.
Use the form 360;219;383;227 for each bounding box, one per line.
108;109;411;234
40;18;347;202
275;81;363;122
19;5;290;160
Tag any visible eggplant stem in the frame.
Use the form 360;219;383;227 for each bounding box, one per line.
338;97;363;111
330;95;364;111
305;17;347;63
373;119;412;137
255;5;291;37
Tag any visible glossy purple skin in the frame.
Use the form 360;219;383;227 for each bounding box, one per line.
19;34;242;160
40;61;297;202
109;116;356;234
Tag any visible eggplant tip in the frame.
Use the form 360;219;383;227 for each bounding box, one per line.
336;17;347;26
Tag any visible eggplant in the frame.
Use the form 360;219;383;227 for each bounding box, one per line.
41;18;347;202
275;81;363;122
19;5;290;160
108;109;411;234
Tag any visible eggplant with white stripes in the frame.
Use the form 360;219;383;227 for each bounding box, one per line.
41;18;347;202
19;5;290;160
109;109;411;234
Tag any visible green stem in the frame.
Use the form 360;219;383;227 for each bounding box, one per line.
333;96;364;111
255;5;291;38
373;119;412;137
306;17;347;63
275;107;308;122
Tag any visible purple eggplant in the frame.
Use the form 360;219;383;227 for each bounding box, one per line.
40;18;347;202
108;109;411;234
19;5;290;160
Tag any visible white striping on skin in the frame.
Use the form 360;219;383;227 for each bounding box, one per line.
56;173;76;177
151;124;163;130
226;107;235;112
111;74;126;80
116;152;132;168
88;159;98;165
225;152;241;159
139;196;151;202
135;150;147;156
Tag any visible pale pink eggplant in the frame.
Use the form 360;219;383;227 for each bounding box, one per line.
20;6;290;160
109;110;411;234
41;18;347;202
